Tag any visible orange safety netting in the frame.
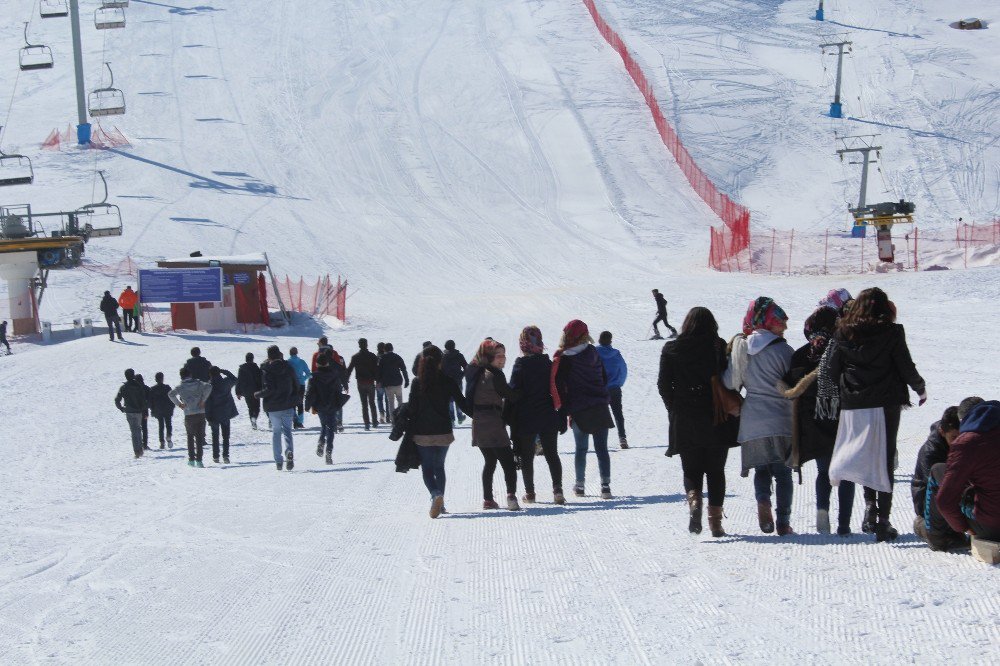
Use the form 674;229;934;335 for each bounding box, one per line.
42;122;130;150
268;275;347;321
581;0;750;271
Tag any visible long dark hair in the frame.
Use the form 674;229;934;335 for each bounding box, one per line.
417;345;443;392
837;287;895;343
679;307;719;339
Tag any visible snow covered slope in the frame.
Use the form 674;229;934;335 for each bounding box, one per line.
1;1;998;663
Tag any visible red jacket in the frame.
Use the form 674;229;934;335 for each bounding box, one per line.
937;401;1000;534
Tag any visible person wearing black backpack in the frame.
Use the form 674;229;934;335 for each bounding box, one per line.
305;352;349;464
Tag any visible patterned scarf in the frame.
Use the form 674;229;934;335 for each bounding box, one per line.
814;337;841;421
742;297;787;336
519;326;544;355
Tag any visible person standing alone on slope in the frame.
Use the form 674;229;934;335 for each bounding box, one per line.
596;331;629;449
100;291;123;341
652;289;678;339
0;320;11;355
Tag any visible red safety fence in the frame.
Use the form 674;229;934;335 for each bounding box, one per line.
268;275;347;321
42;122;130;150
581;0;750;269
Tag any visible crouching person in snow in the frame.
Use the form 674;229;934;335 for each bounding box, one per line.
115;368;148;458
168;367;213;468
781;304;856;536
934;400;1000;545
409;345;470;518
659;307;738;537
912;405;967;550
821;287;926;542
257;345;298;471
726;298;795;536
305;352;349;465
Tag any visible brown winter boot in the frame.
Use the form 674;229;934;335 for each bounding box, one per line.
758;502;775;534
707;505;726;537
687;490;703;534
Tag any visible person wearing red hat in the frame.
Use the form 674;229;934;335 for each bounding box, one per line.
551;320;615;499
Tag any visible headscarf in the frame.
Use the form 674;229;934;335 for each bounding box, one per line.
559;319;592;350
818;288;852;313
519;325;544;355
741;297;787;336
472;338;504;366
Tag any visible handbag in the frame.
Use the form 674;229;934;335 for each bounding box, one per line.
572;403;615;434
711;375;742;425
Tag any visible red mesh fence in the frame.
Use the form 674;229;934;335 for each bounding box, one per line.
268;275;347;322
41;122;130;150
581;0;750;269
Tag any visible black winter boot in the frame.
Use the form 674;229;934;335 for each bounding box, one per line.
687;490;703;534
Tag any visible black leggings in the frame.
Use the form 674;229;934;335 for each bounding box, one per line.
862;405;901;522
680;447;729;507
480;446;518;500
513;430;562;493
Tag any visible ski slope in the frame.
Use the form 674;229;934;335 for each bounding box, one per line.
1;1;999;663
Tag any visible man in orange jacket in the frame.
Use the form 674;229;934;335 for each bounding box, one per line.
118;286;139;332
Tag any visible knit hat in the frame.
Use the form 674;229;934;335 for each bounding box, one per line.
519;326;544;355
561;319;590;348
818;288;852;312
742;297;787;335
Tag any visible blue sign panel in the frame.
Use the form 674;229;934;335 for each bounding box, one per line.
223;272;251;286
139;268;223;303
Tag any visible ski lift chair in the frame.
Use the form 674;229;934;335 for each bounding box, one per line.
102;1;130;8
78;172;123;238
19;23;54;71
40;0;69;18
0;128;34;186
89;63;126;117
95;6;126;29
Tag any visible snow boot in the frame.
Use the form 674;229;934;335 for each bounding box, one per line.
325;452;333;465
816;509;831;534
506;494;521;511
573;483;585;497
316;442;324;457
223;456;230;464
861;501;877;533
757;502;775;534
600;484;612;500
285;450;294;471
430;495;444;519
553;489;566;505
687;490;703;535
483;499;500;510
276;461;283;471
619;437;629;450
875;521;898;543
522;492;536;504
777;524;795;536
707;505;726;538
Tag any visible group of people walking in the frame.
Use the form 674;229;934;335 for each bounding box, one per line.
100;286;142;340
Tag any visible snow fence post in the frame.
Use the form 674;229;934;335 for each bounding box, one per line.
824;229;829;274
787;229;795;274
769;229;776;275
913;227;919;272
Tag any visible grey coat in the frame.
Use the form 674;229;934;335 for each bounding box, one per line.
725;331;794;472
169;378;213;416
471;369;513;449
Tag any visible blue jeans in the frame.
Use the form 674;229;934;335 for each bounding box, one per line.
417;445;449;498
572;422;610;485
318;408;337;453
815;454;855;526
269;408;294;463
754;462;793;526
376;387;386;417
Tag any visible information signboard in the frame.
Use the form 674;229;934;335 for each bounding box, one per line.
138;268;223;303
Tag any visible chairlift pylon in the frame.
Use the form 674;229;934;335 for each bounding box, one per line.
19;23;54;71
95;5;126;29
40;0;69;18
77;171;123;238
0;127;34;187
89;63;126;118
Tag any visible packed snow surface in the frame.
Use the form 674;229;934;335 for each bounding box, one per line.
0;0;998;663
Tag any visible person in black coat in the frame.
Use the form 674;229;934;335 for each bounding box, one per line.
115;368;148;458
442;340;469;424
206;366;239;463
347;338;381;430
183;347;212;382
782;306;856;536
305;352;349;462
100;291;123;341
236;353;263;430
409;346;470;518
509;326;564;504
377;343;409;425
256;346;299;470
148;372;175;449
658;307;737;537
911;406;967;550
135;374;151;451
